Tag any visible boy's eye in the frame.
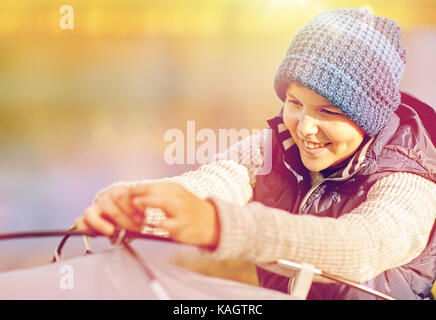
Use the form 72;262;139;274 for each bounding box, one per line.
287;99;302;106
321;108;341;115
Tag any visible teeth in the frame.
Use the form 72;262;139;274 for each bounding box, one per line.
303;141;328;149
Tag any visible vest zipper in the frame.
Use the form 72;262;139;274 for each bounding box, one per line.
288;163;368;295
297;163;368;215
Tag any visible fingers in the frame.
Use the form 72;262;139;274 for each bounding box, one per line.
77;182;187;239
106;185;141;216
130;181;188;214
132;194;176;217
79;181;216;247
74;216;91;233
95;193;141;232
108;187;144;226
83;205;115;236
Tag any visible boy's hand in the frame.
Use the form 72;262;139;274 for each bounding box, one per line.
75;182;219;249
130;182;219;249
75;185;144;236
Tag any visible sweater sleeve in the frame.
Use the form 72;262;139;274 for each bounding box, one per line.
204;172;436;283
93;129;268;232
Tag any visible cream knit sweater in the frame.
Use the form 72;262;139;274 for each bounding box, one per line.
97;130;436;283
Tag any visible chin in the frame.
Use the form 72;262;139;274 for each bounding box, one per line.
302;161;326;172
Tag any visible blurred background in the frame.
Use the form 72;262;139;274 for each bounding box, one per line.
0;0;435;294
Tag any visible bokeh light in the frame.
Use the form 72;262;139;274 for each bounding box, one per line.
0;2;435;297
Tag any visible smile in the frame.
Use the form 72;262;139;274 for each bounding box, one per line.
300;140;332;155
302;140;330;149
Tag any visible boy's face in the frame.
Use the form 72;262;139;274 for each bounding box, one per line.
283;82;365;172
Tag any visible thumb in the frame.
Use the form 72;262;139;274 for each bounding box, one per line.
131;195;148;212
128;184;152;212
128;183;155;196
129;181;179;197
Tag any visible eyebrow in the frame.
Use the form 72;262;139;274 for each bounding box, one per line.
286;93;297;100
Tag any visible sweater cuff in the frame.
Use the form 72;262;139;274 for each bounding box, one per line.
198;196;255;260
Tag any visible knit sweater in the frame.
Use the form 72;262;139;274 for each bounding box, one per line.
97;129;436;283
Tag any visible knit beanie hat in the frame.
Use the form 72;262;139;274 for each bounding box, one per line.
274;8;407;137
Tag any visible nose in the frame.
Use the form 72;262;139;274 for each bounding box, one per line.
297;113;319;136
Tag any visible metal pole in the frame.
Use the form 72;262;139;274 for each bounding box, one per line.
278;259;396;300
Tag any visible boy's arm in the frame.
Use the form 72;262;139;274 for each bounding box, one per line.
202;172;436;283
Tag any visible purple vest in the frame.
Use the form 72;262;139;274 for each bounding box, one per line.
253;92;436;299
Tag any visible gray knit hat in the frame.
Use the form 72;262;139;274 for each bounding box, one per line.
274;8;407;137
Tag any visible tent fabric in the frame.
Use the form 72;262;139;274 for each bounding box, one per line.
0;246;293;300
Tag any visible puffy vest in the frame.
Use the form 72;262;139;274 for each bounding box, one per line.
253;92;436;299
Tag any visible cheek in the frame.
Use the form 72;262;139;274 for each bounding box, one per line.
323;123;364;149
282;109;298;133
